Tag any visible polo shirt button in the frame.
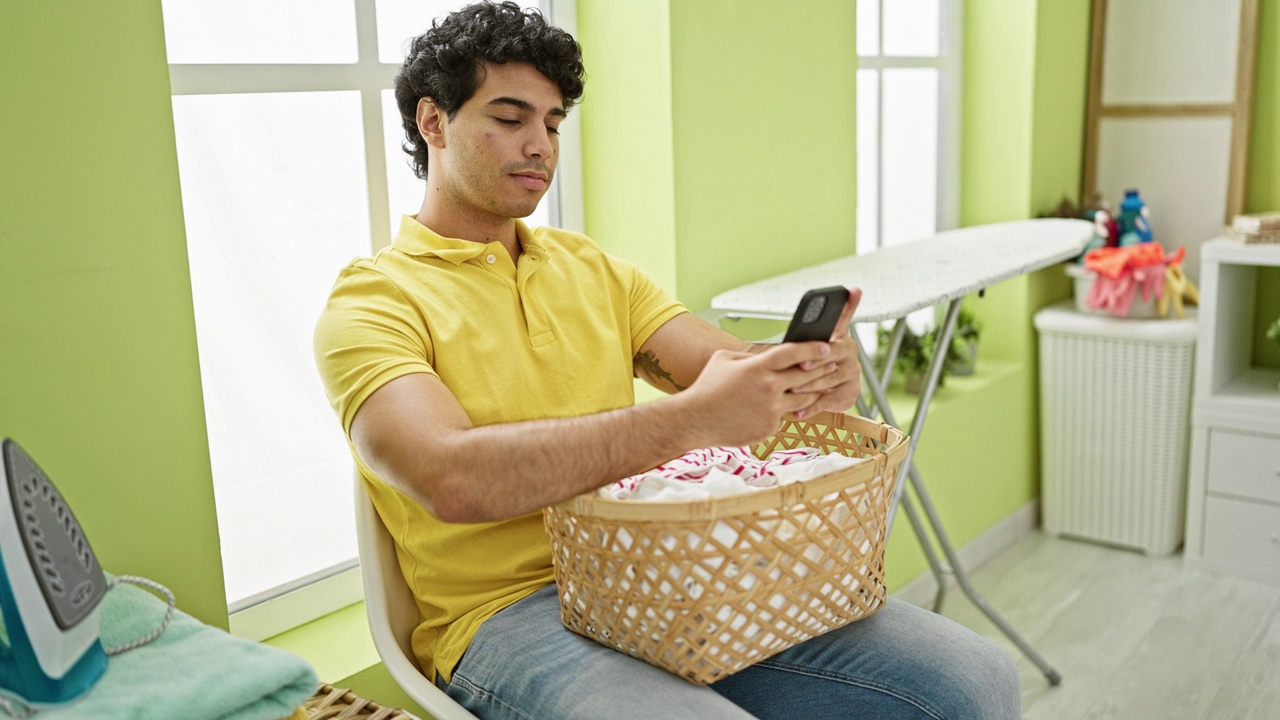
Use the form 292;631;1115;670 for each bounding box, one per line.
486;254;496;264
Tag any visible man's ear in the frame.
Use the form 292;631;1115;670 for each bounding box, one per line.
416;98;446;149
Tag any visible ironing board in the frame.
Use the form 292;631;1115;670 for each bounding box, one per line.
711;217;1095;685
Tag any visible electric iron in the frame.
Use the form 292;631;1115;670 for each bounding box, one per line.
0;439;107;709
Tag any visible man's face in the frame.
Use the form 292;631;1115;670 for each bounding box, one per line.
430;62;565;221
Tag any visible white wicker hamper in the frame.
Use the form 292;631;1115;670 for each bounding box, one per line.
1034;301;1197;554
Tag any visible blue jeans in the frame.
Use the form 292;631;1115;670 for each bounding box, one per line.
440;584;1021;719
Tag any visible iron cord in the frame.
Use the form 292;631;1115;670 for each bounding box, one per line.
102;576;176;656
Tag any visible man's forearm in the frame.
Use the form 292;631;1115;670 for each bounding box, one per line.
412;393;709;523
359;326;843;524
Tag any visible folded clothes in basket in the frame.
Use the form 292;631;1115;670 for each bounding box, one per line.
603;446;866;501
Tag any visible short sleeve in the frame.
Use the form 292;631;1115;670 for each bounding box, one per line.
607;255;688;355
313;262;437;435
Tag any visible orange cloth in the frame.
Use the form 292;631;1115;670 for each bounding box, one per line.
1083;243;1194;318
1084;243;1185;278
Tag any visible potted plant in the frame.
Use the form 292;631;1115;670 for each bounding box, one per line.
877;324;945;394
947;307;982;376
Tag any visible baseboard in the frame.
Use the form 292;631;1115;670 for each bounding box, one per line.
891;499;1039;608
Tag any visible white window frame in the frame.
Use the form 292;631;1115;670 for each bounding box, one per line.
857;0;962;251
166;0;581;640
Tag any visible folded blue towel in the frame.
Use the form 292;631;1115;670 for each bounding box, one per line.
37;578;318;720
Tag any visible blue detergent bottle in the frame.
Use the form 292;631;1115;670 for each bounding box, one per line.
1117;189;1153;246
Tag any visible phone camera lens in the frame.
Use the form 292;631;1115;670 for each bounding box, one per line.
802;297;826;323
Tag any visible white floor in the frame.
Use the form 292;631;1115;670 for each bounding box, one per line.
906;531;1280;720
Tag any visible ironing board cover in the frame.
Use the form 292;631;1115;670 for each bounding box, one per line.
710;219;1094;322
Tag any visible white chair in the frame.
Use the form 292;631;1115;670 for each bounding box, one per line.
353;475;481;720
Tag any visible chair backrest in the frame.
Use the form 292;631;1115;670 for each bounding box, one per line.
353;474;480;720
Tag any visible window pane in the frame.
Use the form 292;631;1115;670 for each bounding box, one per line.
883;0;940;57
856;69;880;254
171;91;372;606
881;68;938;247
376;0;542;64
380;90;550;234
382;90;425;234
857;0;880;56
161;0;357;64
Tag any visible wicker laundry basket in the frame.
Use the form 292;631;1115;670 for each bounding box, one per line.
301;683;414;720
543;411;908;685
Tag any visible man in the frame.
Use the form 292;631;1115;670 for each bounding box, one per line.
315;3;1020;718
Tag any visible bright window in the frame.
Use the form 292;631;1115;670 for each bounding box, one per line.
856;0;960;254
162;0;576;639
162;0;358;64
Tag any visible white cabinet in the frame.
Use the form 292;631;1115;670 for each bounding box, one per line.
1184;239;1280;580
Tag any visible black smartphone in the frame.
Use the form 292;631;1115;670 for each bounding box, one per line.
782;286;850;343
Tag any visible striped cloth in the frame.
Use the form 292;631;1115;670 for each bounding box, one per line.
606;447;861;501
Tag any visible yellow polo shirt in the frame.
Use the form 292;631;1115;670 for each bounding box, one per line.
314;216;687;682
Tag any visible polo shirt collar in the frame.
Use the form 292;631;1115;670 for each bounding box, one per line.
392;215;546;265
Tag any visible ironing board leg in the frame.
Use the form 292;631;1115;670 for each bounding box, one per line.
903;448;1064;685
857;396;949;602
855;300;1062;686
900;491;950;611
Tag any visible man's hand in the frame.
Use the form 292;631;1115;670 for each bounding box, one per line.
787;287;862;417
678;342;843;447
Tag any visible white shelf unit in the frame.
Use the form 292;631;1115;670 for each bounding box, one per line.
1184;239;1280;581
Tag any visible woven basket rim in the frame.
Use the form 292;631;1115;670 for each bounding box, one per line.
551;411;907;522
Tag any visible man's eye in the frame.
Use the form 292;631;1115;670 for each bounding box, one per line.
547;126;561;136
496;118;519;126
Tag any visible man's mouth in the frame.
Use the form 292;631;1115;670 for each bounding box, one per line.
511;171;549;190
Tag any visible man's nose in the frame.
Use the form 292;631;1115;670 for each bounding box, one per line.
526;128;555;159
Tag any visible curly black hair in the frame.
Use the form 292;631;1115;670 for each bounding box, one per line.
393;1;585;180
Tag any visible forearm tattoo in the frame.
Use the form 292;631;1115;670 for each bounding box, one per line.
635;350;687;392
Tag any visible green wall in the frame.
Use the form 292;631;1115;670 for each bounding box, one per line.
667;1;859;311
959;0;1090;365
1252;0;1280;215
577;0;679;294
0;1;227;628
1250;0;1280;368
960;0;1037;232
582;0;859;310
